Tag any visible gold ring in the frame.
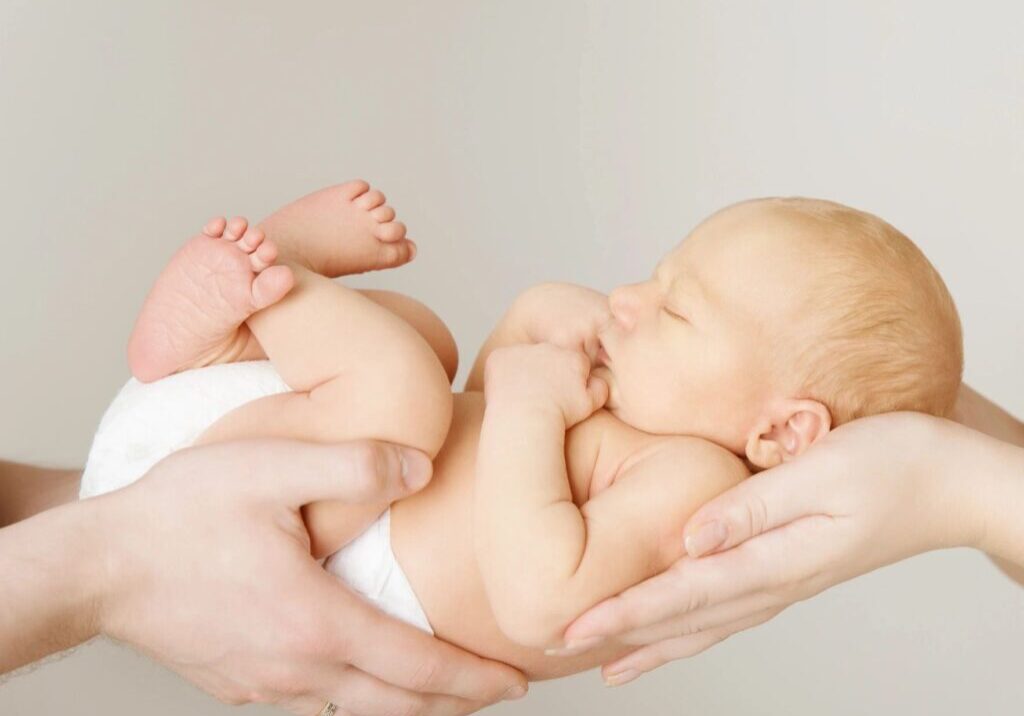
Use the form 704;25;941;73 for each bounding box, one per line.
318;701;338;716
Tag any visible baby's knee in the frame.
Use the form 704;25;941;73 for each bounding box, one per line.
385;346;454;458
314;333;453;459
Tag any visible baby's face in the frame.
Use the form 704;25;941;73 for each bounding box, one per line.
594;203;815;452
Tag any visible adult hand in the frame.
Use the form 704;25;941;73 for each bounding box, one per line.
92;438;527;714
561;412;984;685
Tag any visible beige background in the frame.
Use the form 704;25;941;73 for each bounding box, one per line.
2;1;1023;714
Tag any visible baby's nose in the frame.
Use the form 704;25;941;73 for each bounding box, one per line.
609;282;647;331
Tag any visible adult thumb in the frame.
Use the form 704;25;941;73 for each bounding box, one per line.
223;439;433;508
682;460;822;558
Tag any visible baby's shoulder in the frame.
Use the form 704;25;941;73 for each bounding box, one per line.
567;410;749;500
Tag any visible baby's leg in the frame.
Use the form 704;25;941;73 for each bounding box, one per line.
196;265;452;452
131;180;449;556
196;188;450;556
359;289;459;384
127;218;295;382
128;180;416;383
195;265;453;557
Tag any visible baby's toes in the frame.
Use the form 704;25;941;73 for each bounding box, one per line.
354;189;386;211
371;205;396;223
251;264;295;310
224;216;249;242
374;220;407;243
238;227;265;254
203;217;227;238
378;238;416;268
338;178;371;200
250;239;279;273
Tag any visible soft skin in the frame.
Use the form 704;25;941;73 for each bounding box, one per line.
596;202;835;468
117;187;975;694
0;440;526;715
122;183;753;682
561;389;1024;685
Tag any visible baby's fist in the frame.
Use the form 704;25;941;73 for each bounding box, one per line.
484;343;609;427
516;283;612;365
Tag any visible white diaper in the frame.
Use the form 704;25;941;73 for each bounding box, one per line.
80;360;433;635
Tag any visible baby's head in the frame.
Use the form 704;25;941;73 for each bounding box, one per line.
595;197;962;469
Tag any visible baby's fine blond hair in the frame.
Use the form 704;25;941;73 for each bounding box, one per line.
759;197;963;424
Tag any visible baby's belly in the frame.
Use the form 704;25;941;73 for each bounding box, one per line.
390;392;632;680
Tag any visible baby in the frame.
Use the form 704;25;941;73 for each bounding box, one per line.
88;181;962;681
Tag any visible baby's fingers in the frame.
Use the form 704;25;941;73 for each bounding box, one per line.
587;375;609;411
582;334;601;366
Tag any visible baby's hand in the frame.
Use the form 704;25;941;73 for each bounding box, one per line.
514;283;612;365
484;343;609;427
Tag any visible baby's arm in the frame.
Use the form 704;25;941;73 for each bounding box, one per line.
465;283;610;391
475;345;747;647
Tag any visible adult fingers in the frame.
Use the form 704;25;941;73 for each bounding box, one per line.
600;607;784;686
616;591;782;646
562;524;821;646
681;456;833;558
296;664;486;716
189;439;434;508
331;584;527;704
562;545;764;645
278;694;327;716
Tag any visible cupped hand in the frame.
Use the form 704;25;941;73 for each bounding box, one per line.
484;343;609;427
92;438;526;714
560;412;981;685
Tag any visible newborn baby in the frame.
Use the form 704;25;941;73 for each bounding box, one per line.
84;182;962;681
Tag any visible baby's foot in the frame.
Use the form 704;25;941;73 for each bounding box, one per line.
259;179;416;278
127;217;295;383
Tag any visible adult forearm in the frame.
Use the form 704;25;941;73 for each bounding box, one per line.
955;428;1024;567
0;497;107;674
950;386;1024;581
953;385;1024;447
0;461;81;529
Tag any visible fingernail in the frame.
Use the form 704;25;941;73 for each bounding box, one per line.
544;635;604;656
604;668;640;687
399;448;432;491
684;520;728;558
501;684;527;700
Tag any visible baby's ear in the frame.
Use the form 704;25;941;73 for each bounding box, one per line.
745;399;831;469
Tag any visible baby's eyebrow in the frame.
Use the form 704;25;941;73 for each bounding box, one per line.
655;260;710;310
669;271;714;321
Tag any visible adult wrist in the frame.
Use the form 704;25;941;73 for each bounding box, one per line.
0;496;110;673
965;437;1024;560
898;415;986;553
925;417;1024;556
81;490;136;639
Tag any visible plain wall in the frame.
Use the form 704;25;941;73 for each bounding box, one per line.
1;1;1022;714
